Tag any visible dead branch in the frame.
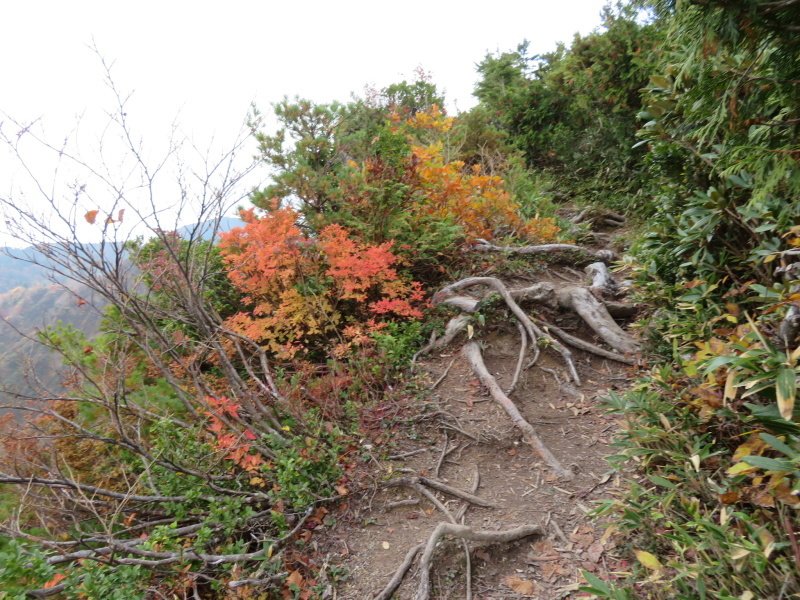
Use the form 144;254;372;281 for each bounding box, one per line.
387;448;428;461
463;342;574;480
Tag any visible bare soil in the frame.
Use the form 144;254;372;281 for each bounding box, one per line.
320;321;632;600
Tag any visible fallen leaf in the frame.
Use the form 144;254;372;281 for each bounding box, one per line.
286;569;304;587
541;562;569;582
43;573;67;589
586;541;604;563
336;485;349;495
381;541;390;549
502;574;536;595
633;549;662;571
474;549;490;562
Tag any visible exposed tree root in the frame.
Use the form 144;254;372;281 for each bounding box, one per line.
554;286;638;354
434;277;581;384
430;357;457;391
604;301;641;319
585;261;618;293
385;476;498;508
544;322;636;365
413;315;472;362
473;240;617;263
463;342;575;480
414;523;544;600
508;320;529;394
374;543;424;600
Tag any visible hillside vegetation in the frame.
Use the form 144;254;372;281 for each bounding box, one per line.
1;1;799;599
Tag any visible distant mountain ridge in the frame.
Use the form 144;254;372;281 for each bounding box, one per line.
0;216;242;412
0;215;242;295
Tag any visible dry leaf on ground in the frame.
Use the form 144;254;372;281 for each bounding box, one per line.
502;574;537;596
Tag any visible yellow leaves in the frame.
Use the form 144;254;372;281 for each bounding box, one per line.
633;549;662;571
732;435;768;463
633;549;665;582
84;210;99;224
724;370;737;402
727;461;758;476
775;367;796;420
402;104;454;132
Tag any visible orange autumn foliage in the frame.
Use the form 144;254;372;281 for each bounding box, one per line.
411;143;561;242
218;203;424;358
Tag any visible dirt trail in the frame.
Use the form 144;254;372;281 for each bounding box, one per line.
330;322;631;599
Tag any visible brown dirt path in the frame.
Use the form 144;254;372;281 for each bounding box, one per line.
329;326;632;600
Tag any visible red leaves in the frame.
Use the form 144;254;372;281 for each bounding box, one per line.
218;204;424;357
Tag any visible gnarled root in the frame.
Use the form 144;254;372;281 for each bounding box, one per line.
413;315;472;362
463;342;574;480
555;286;638;355
414;523;543;600
434;277;581;384
473;240;617;264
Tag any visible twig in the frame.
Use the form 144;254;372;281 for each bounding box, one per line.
455;466;481;524
387;448;428;461
550;519;568;545
385;477;498;508
385;499;420;512
783;512;800;575
431;358;457;391
228;572;287;588
439;421;479;441
434;431;449;479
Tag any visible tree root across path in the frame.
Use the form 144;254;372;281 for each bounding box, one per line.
463;342;575;480
375;240;636;598
418;249;638;482
375;523;543;600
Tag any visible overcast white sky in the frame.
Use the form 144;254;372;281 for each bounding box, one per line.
0;0;609;246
